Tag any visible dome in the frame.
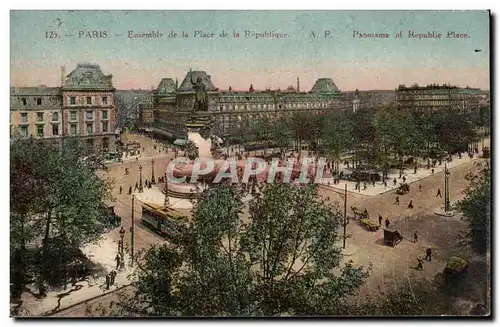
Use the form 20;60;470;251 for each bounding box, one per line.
156;78;177;94
311;78;340;94
178;71;217;92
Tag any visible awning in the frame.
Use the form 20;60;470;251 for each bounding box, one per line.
173;139;187;146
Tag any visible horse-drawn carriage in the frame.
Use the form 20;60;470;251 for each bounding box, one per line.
384;228;404;247
360;218;380;231
396;183;410;195
351;206;369;220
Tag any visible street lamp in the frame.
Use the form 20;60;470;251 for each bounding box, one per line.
164;173;170;208
444;164;451;212
139;165;144;193
151;159;155;184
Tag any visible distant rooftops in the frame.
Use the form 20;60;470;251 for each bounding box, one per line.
397;83;481;91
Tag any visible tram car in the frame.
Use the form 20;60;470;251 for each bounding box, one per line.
141;203;189;239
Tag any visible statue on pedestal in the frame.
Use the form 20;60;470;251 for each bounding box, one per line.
190;68;209;112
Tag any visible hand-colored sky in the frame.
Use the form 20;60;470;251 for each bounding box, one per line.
10;10;490;91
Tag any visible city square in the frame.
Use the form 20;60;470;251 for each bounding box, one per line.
9;10;491;318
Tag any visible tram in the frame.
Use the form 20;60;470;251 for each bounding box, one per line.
141;203;189;238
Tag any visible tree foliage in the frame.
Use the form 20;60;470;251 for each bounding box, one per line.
10;137;114;298
124;184;370;316
456;161;491;254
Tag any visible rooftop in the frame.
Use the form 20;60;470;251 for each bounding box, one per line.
178;71;217;92
63;63;114;90
10;86;61;96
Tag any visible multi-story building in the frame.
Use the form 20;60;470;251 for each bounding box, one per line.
396;84;482;113
10;86;63;139
152;71;345;142
10;63;117;152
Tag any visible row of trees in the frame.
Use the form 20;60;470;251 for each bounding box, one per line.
10;137;114;301
239;106;486;176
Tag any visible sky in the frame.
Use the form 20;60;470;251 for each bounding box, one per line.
10;10;490;91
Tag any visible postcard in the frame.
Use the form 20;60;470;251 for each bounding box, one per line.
10;10;491;318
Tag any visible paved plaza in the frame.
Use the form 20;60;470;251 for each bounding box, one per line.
17;134;489;316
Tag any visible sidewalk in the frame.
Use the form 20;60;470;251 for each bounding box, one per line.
319;152;481;197
17;235;135;317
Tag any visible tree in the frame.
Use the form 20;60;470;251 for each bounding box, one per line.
184;140;199;160
10;137;113;297
321;110;352;174
124;184;370;316
456;161;491;254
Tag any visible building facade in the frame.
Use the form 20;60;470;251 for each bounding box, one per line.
152;71;345;142
396;84;482;113
10;87;63;139
10;63;117;152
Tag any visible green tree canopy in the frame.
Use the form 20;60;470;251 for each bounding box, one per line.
124;184;370;316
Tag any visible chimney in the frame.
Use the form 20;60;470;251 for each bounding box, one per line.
175;78;179;90
61;66;66;87
297;77;300;92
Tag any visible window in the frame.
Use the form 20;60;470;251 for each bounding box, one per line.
70;97;76;105
70;124;77;136
87;123;93;134
102;96;108;105
70;111;77;121
86;111;93;120
52;112;58;121
86;97;92;105
52;124;59;136
102;110;108;120
102;121;109;133
36;98;42;105
21;125;28;137
21;113;28;123
37;125;44;137
37;112;43;122
21;98;27;106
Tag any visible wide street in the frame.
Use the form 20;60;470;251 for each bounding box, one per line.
52;134;489;316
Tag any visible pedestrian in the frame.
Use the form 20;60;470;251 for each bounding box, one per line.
119;186;123;194
413;231;418;243
414;166;417;174
372;180;376;187
135;182;138;190
419;184;422;192
115;254;121;270
378;214;382;226
431;168;435;174
384;180;387;189
128;186;132;195
402;176;406;183
363;183;367;191
125;168;129;175
408;200;413;209
385;218;390;228
416;257;424;270
436;188;442;198
110;270;116;285
425;247;432;261
105;273;110;290
395;196;400;205
393;178;397;186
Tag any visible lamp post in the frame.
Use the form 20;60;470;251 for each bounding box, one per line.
164;173;170;208
444;164;451;212
151;159;155;184
138;165;143;193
